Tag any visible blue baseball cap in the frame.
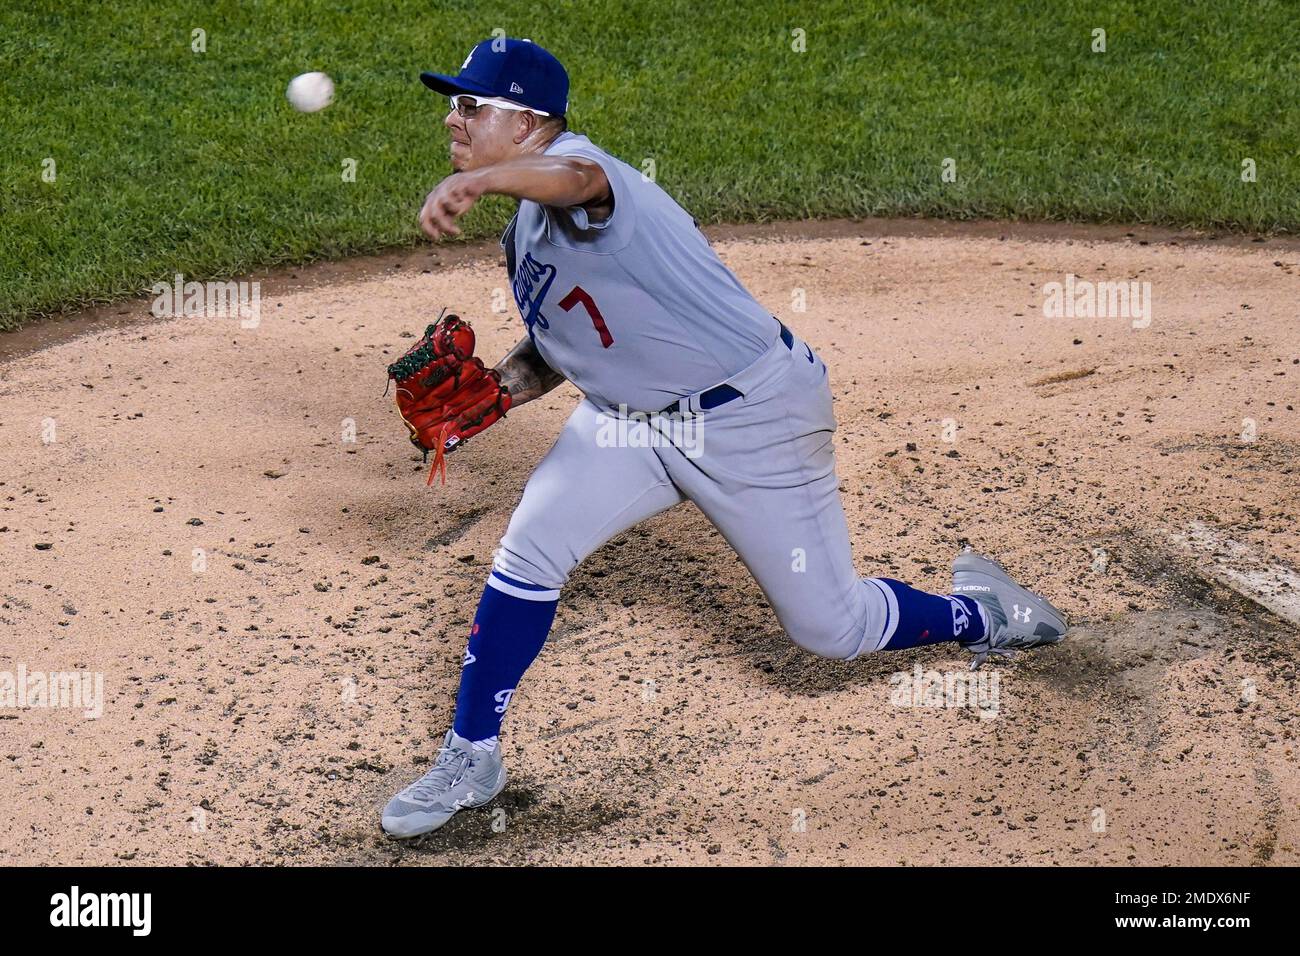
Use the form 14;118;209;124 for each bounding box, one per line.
421;38;568;116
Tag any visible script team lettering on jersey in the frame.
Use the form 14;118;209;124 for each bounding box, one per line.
512;252;556;340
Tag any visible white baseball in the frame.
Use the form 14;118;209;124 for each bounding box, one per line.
286;72;335;113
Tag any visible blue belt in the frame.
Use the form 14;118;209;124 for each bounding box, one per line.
660;319;794;415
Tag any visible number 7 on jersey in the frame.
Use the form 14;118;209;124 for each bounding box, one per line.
558;285;614;349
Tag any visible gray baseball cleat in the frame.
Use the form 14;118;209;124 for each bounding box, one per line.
381;729;507;838
952;549;1068;670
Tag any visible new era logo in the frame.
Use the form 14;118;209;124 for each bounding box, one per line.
509;82;523;94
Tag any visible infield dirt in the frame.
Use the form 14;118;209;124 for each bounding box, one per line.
1;222;1297;865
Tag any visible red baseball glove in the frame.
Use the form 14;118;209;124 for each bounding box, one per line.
387;313;511;485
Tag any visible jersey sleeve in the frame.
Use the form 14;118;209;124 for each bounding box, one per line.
541;142;637;254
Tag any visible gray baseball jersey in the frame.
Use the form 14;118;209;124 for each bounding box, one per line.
503;131;777;411
494;133;894;658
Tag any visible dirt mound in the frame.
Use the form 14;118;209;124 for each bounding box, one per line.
1;227;1296;865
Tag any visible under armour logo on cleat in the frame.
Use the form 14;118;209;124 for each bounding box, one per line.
449;792;478;811
1012;604;1033;623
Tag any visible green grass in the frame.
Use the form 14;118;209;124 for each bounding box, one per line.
2;0;1297;329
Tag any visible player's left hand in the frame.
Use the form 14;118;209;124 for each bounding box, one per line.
418;172;482;240
387;312;512;486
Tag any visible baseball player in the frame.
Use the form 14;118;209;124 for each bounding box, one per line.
380;38;1069;838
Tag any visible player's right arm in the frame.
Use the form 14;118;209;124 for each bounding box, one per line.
420;157;611;240
494;335;565;407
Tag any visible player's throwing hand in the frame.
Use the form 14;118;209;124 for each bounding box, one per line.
418;173;483;239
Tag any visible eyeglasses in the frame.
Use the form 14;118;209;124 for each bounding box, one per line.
449;93;551;119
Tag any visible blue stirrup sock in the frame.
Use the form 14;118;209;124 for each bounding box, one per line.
452;569;559;744
865;577;987;650
452;571;980;741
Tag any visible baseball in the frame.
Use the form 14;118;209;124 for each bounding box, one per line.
286;71;334;112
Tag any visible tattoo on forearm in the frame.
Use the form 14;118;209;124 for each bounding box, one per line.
495;336;564;406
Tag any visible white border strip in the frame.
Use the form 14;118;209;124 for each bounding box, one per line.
1170;521;1300;625
486;574;560;603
